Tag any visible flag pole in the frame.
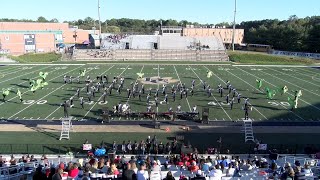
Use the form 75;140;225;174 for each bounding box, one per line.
232;0;237;51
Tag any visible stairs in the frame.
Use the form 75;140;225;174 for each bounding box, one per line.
243;119;255;142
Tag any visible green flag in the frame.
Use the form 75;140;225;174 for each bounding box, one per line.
256;79;263;89
3;88;10;96
17;89;22;99
29;79;36;87
80;69;86;77
137;73;144;79
39;72;48;80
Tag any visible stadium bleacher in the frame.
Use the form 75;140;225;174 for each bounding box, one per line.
1;153;319;180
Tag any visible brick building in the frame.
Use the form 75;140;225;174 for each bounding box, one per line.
0;22;89;55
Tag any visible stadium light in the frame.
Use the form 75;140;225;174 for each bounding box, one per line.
98;0;102;49
232;0;237;51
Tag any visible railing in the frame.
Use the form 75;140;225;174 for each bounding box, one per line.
0;143;319;155
0;162;38;180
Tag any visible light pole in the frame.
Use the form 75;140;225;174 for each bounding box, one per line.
231;0;237;51
98;0;102;49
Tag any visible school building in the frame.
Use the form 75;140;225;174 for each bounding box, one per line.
0;22;92;55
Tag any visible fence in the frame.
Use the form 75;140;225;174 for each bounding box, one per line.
73;49;229;61
0;143;319;155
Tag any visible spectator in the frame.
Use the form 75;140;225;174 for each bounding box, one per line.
122;162;135;180
226;163;235;177
52;168;64;180
301;163;313;176
191;170;205;180
209;165;223;179
151;160;161;172
190;161;199;172
32;166;46;180
137;163;149;180
164;171;175;180
68;163;79;179
109;163;120;176
129;161;138;174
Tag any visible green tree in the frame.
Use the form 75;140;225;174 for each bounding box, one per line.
37;16;48;22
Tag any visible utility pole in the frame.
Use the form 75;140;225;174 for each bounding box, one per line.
98;0;102;49
232;0;237;51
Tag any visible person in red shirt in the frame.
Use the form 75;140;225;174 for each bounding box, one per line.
68;163;79;178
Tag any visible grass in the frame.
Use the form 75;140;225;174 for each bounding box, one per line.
9;53;62;63
0;64;319;122
0;64;320;154
0;132;319;154
228;51;318;65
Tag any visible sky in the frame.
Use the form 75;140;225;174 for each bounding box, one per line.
0;0;319;24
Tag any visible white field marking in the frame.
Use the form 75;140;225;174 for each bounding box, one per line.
0;65;62;91
0;66;50;84
1;64;85;66
265;67;320;88
7;66;85;119
8;83;68;119
223;66;303;121
232;65;320;67
294;67;320;75
173;65;191;111
189;65;232;120
259;68;320;97
0;65;82;107
44;65;115;119
0;66;22;73
234;66;320;111
81;65;130;120
205;65;270;120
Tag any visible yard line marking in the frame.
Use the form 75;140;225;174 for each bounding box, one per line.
0;67;32;77
258;68;320;97
44;65;115;120
0;65;50;84
173;65;191;111
234;66;320;111
7;66;85;119
0;65;62;97
217;66;303;121
0;66;22;73
295;67;320;75
37;117;40;120
8;83;68;119
0;65;82;107
265;67;320;88
189;65;232;120
81;65;129;120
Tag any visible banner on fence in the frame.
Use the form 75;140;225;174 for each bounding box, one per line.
271;50;320;60
82;144;92;150
258;144;268;150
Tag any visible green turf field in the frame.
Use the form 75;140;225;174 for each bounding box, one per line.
0;63;319;122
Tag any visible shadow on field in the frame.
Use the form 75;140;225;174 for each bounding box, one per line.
10;84;29;88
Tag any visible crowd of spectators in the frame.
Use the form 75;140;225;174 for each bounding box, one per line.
105;34;128;44
1;151;318;180
84;50;112;58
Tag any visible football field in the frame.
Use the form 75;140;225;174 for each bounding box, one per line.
0;63;319;123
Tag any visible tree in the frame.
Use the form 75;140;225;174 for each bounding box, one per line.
105;26;121;33
37;16;48;22
50;18;59;23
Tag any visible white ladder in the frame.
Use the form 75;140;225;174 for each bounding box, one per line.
59;117;73;140
243;119;255;142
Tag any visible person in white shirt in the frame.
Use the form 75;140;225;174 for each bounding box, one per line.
209;165;223;179
137;163;149;180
